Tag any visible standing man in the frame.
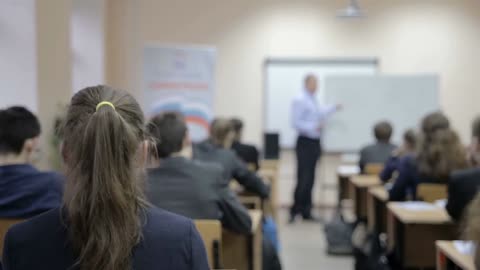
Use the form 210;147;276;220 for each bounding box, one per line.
290;74;341;223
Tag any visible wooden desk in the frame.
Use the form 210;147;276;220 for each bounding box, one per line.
258;168;278;221
223;210;263;270
194;220;222;269
367;186;388;233
436;241;475;270
387;202;458;269
337;165;360;205
348;175;381;220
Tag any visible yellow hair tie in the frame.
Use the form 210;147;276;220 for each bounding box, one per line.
96;101;116;111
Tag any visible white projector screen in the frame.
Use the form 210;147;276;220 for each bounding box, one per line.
264;58;378;149
322;75;439;152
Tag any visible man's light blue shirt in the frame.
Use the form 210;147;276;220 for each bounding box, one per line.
291;89;336;139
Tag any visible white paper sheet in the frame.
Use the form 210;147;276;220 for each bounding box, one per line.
453;241;475;255
396;201;438;211
337;165;360;175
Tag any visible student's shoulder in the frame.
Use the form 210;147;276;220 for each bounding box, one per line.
35;170;64;183
191;159;224;174
360;144;375;153
397;154;417;171
5;208;63;245
144;207;195;241
451;167;480;182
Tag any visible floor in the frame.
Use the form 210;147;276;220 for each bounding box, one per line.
276;150;354;270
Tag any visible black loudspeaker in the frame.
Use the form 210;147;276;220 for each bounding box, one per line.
264;133;280;159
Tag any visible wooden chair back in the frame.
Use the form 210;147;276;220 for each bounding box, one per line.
364;163;384;175
194;220;222;269
417;183;447;203
0;219;24;254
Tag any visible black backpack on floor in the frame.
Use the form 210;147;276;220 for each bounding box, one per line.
324;208;354;255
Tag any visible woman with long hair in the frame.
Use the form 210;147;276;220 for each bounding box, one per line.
2;86;209;270
389;112;468;201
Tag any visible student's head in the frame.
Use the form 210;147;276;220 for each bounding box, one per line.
61;85;148;270
470;116;480;166
417;112;467;180
373;121;393;143
421;112;450;136
402;129;417;152
304;74;318;94
210;118;235;148
0;106;41;163
148;112;189;158
231;118;243;142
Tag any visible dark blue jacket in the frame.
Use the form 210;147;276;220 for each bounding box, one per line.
0;164;63;218
446;168;480;221
388;155;442;201
2;207;209;270
380;155;400;182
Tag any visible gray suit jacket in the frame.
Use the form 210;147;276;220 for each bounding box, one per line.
359;142;397;172
147;156;252;234
193;140;270;199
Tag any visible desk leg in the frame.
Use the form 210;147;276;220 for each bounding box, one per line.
367;192;376;232
387;211;396;254
436;249;447;270
338;175;348;207
252;223;263;270
353;186;362;221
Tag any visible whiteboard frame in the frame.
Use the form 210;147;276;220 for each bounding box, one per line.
262;57;380;152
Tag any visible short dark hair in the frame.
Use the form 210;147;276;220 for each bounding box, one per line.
147;112;187;158
403;129;416;148
231;118;243;134
374;121;393;142
0;106;41;155
210;118;234;146
472;116;480;139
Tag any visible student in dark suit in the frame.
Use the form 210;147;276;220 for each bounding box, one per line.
2;86;209;270
146;112;252;234
380;129;417;182
359;121;397;173
446;116;480;221
389;112;468;201
230;118;260;171
194;119;270;199
194;118;281;270
0;106;63;218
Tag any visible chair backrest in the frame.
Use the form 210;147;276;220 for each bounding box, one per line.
194;220;222;269
364;163;384;175
417;183;447;203
0;219;24;254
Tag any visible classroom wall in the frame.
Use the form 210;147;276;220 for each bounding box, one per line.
0;0;37;111
106;0;480;146
36;0;73;169
71;0;106;92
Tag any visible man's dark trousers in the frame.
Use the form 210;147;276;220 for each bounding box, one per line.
291;135;321;218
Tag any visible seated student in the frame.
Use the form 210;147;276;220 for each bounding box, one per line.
146;112;252;234
447;116;480;221
2;86;209;270
380;129;417;182
359;121;397;173
194;118;270;199
389;112;468;201
230;118;260;171
0;106;63;218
